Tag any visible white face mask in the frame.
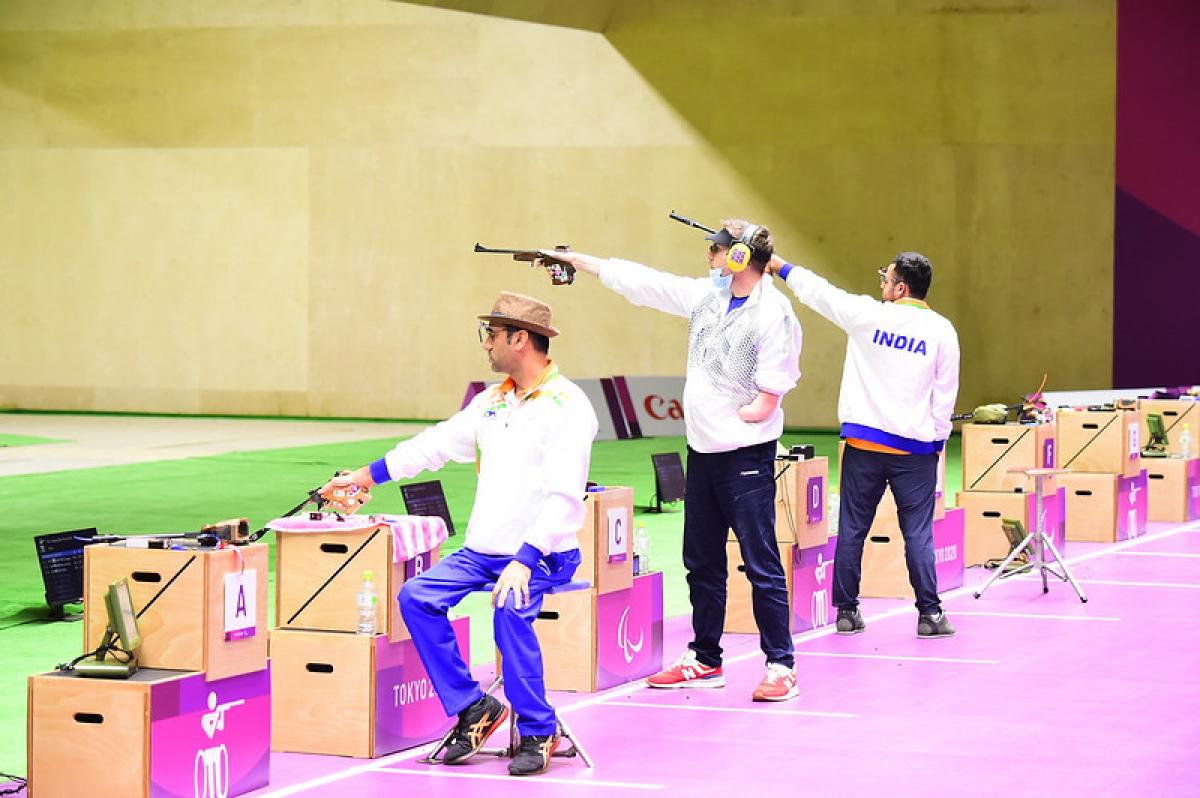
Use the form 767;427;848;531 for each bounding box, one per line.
709;267;733;291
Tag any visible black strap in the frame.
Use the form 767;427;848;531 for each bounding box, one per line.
285;529;380;626
968;427;1031;490
1061;415;1119;469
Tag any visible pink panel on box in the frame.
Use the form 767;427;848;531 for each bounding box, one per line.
149;666;271;798
791;537;836;632
1117;470;1150;541
933;508;965;592
374;616;469;756
596;572;665;691
1188;460;1200;520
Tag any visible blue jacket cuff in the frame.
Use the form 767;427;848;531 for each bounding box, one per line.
779;261;795;281
369;458;393;485
514;543;544;570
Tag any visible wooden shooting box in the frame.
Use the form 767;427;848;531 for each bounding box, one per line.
84;544;269;680
773;455;831;547
276;522;439;642
1144;457;1200;523
1137;398;1200;459
961;422;1056;492
1061;470;1149;542
839;441;947;521
1056;408;1143;477
576;486;635;595
270;620;467;758
28;666;270;798
859;507;965;600
724;539;795;634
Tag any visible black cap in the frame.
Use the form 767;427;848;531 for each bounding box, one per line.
704;228;735;248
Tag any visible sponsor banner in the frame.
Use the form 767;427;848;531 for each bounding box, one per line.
616;376;687;439
595;572;664;691
1117;469;1149;541
791;537;836;632
149;666;270;798
578;378;623;441
375;617;469;755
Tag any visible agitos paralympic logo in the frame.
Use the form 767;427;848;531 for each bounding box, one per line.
643;394;684;421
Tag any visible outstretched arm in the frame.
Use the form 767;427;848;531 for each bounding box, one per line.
540;249;709;319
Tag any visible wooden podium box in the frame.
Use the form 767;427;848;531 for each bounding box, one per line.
724;540;795;634
276;522;439;642
774;455;830;547
859;507;965;600
576;486;635;595
957;486;1066;566
28;666;270;798
961;422;1056;492
1061;470;1149;542
270;619;467;758
526;572;664;693
1144;458;1200;522
1137;399;1199;459
1057;408;1143;477
84;544;268;681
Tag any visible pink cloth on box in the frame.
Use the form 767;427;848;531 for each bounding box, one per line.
267;513;379;533
373;514;449;562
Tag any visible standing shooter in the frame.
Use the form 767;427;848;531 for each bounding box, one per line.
771;252;959;637
540;220;803;701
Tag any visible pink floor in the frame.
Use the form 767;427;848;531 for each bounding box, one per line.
244;521;1200;797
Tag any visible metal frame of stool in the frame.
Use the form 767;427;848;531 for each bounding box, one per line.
420;578;596;768
973;467;1088;603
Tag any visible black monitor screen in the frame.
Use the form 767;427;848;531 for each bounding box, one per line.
400;480;455;536
34;528;98;608
652;452;686;504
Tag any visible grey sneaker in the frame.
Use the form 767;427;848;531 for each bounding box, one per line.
836;607;865;635
917;611;956;638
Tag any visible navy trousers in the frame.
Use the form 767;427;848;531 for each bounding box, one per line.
834;444;942;615
398;547;581;736
684;440;794;669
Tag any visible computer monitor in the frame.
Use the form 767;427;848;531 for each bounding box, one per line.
650;452;686;512
105;577;142;652
1143;413;1169;457
33;528;98;619
75;578;141;678
400;480;455;536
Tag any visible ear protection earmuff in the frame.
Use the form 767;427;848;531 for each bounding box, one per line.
726;223;759;273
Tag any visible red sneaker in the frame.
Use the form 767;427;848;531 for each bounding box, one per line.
752;663;798;702
647;650;725;689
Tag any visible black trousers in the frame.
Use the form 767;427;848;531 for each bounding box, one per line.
834;444;942;616
684;441;794;668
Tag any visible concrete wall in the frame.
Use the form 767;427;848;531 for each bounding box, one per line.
0;0;1117;424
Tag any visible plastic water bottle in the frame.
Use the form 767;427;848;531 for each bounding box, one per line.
356;570;377;636
1180;424;1193;459
633;522;650;575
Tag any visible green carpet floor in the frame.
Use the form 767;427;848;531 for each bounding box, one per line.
0;427;963;775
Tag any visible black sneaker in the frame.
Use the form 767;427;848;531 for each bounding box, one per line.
443;695;509;765
836;607;865;635
508;733;561;776
917;611;956;638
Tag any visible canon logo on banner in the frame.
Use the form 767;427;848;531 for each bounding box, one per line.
644;394;684;421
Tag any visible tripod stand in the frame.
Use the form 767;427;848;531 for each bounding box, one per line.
974;468;1088;603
